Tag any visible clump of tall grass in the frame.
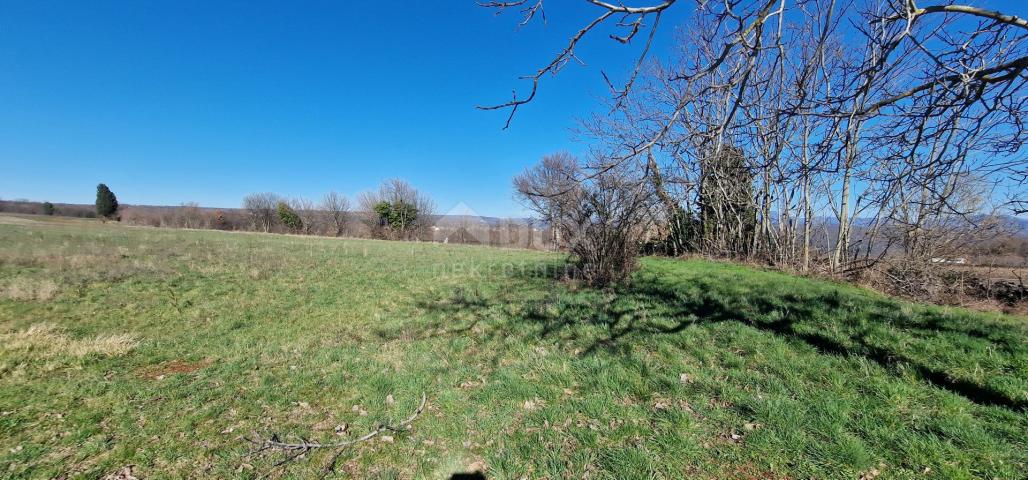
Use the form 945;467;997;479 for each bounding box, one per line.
0;324;138;358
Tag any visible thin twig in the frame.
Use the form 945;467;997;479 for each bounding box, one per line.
246;393;428;472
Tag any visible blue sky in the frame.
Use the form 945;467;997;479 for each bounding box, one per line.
0;1;688;217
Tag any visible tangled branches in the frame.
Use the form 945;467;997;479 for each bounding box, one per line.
488;0;1027;274
478;0;676;129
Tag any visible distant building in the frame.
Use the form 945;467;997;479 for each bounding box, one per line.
433;202;491;245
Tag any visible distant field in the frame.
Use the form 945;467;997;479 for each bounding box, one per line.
0;215;1025;479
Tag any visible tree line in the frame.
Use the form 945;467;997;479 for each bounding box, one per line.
239;179;439;240
0;180;562;250
235;179;555;247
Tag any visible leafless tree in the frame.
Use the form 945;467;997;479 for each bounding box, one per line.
505;219;521;247
321;191;351;237
356;191;384;238
177;202;207;229
560;160;656;286
243;193;281;233
488;0;1027;278
289;197;318;235
513;152;581;250
516;152;655;285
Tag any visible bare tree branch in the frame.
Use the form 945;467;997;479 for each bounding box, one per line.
478;0;678;128
246;393;427;473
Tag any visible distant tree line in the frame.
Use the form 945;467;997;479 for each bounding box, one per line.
232;179;563;247
0;178;558;250
237;179;438;240
0;200;97;218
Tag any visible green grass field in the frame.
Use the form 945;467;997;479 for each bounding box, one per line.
0;215;1025;479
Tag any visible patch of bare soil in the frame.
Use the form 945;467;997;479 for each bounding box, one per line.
136;359;213;380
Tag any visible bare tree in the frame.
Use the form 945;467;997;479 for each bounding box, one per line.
243;193;281;233
488;0;1027;277
356;191;385;238
560;161;655;286
513;152;581;250
880;175;1017;299
177;202;206;229
289;197;318;235
321;191;351;237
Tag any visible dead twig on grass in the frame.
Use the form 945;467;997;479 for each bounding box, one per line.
246;393;427;475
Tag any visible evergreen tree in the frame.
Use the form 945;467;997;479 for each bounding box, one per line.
95;184;119;218
41;202;55;216
699;146;755;256
388;200;418;232
277;202;303;233
373;201;393;228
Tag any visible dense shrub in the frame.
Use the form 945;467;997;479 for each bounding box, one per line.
561;171;653;287
212;210;231;230
373;200;418;232
517;154;654;287
277;202;302;233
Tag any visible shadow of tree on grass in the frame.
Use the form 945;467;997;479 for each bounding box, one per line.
404;263;1027;412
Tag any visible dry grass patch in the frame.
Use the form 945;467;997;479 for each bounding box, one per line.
0;324;138;358
1;278;59;301
0;215;44;226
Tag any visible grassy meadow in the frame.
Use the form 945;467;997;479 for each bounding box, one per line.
0;214;1025;479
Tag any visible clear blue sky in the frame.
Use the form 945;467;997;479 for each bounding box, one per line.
0;1;688;217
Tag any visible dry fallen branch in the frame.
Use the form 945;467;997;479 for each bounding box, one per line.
246;393;427;474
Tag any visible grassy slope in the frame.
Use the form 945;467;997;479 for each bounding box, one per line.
0;216;1024;479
